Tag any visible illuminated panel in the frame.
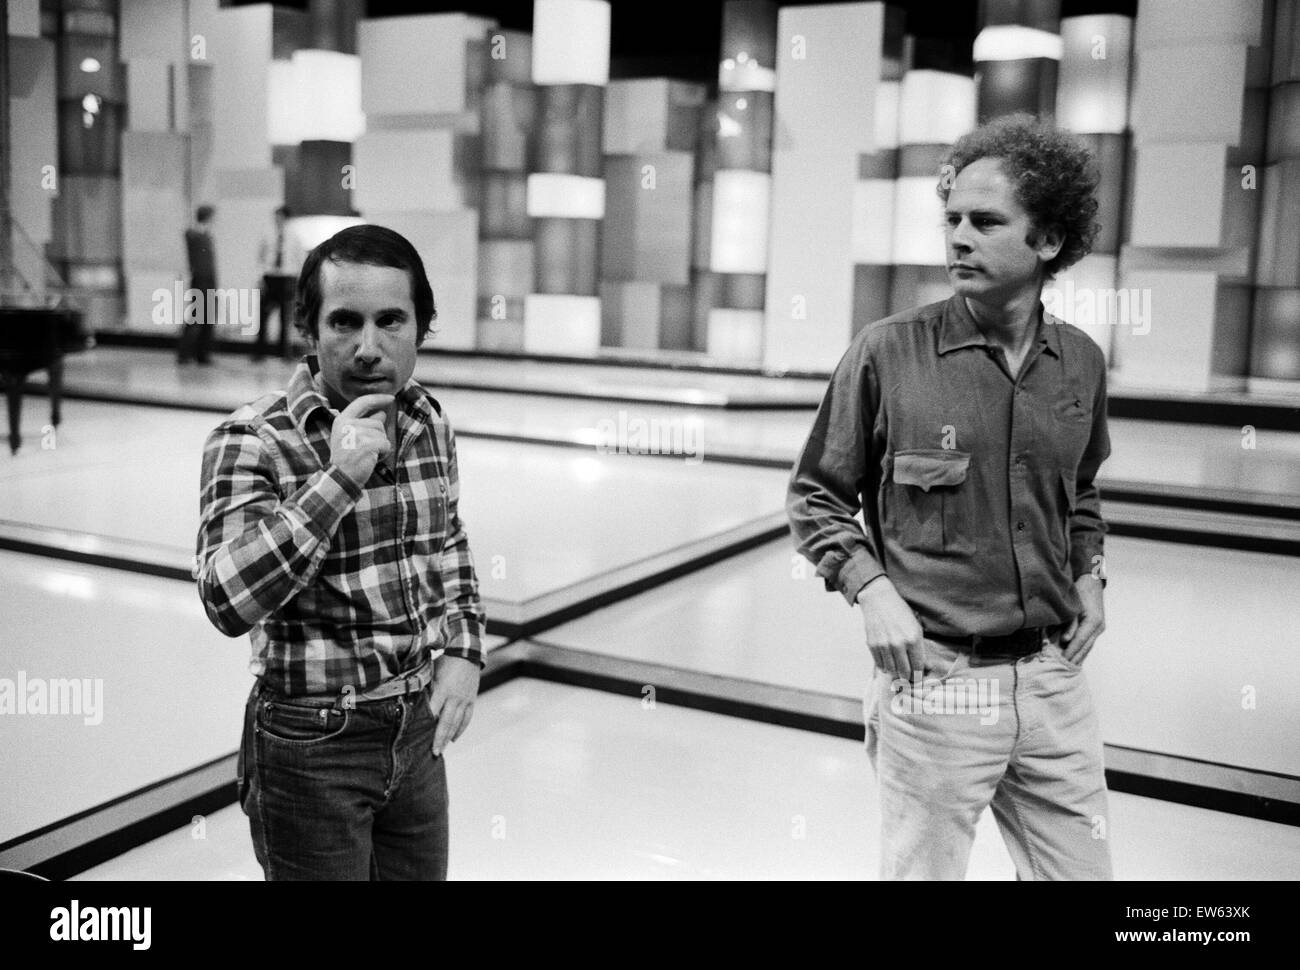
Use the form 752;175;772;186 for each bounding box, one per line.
523;294;602;355
708;170;771;275
707;308;764;364
897;70;976;146
763;2;893;371
525;173;605;220
1057;15;1132;134
531;0;611;86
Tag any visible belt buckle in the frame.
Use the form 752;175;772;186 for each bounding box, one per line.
1027;626;1054;655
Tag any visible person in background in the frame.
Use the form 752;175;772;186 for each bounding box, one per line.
178;204;217;365
254;205;303;361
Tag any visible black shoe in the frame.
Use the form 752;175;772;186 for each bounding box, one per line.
196;357;214;366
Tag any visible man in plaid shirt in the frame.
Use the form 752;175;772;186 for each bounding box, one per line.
196;224;486;880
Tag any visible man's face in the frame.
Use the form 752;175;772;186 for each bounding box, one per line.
310;260;420;410
944;156;1060;305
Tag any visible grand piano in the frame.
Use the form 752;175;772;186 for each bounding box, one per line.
0;304;87;453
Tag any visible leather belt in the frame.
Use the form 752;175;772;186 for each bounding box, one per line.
260;657;434;709
351;657;434;703
925;625;1061;657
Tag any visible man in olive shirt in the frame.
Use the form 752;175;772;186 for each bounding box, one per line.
788;115;1112;880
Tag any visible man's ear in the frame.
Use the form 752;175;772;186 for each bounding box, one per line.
1034;223;1065;265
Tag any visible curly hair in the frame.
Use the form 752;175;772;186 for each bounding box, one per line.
936;113;1100;280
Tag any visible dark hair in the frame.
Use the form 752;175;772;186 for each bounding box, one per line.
936;113;1100;280
195;205;215;223
275;205;291;219
295;224;437;343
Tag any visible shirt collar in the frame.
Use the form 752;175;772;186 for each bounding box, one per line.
287;356;434;435
938;293;1060;359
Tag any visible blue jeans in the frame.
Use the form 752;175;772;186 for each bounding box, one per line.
237;682;448;880
865;635;1113;880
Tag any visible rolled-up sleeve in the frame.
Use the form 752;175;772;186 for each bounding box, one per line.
787;334;886;605
437;426;487;667
195;419;361;637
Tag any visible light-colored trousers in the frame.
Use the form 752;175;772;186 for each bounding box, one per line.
865;635;1113;880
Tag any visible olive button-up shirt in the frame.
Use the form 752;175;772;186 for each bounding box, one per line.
787;294;1111;637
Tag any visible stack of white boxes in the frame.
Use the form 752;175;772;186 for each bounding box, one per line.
523;0;611;357
355;13;495;351
1116;0;1268;392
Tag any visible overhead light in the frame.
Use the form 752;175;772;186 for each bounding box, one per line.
973;26;1064;62
525;173;605;219
79;57;101;73
81;93;100;113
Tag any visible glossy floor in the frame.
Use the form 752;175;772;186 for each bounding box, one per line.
72;679;1300;881
534;535;1300;777
5;357;1297;879
0;548;505;841
0;399;789;620
43;346;828;407
24;347;1300;502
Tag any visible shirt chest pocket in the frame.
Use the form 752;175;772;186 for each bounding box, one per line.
1048;392;1094;468
417;484;448;555
884;448;975;556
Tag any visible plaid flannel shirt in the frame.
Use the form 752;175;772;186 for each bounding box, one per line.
195;356;486;697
